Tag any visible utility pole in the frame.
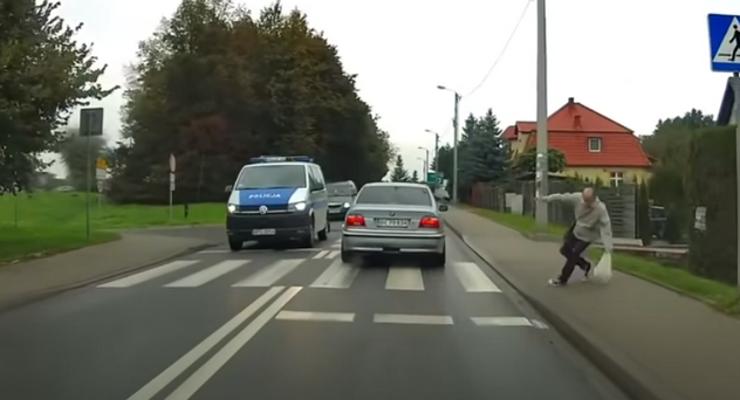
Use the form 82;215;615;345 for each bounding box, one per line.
535;0;549;227
731;73;740;288
424;129;440;170
418;147;429;179
436;86;461;203
453;92;460;203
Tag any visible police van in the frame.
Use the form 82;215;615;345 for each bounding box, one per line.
226;156;329;250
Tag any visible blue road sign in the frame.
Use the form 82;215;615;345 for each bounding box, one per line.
708;14;740;72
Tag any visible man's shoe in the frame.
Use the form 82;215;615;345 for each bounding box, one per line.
548;278;565;287
582;262;592;279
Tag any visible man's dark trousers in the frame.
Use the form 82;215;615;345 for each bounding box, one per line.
558;225;591;283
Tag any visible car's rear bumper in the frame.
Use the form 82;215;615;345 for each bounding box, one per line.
227;212;311;241
341;232;445;254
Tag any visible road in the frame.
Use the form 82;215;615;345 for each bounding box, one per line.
0;222;626;400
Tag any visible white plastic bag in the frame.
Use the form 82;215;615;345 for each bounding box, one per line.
591;252;612;284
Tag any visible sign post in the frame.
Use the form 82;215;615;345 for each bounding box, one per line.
96;158;108;211
708;13;740;287
80;108;104;241
169;153;176;221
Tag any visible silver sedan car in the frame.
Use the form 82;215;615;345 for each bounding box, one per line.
341;182;448;266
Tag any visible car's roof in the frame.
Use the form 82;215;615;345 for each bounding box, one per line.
362;182;429;188
242;162;313;168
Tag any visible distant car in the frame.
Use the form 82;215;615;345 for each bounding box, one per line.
341;182;447;267
327;180;357;220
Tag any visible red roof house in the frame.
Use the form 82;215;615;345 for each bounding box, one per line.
504;97;651;185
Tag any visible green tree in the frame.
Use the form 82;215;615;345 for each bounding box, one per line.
637;181;652;245
58;130;107;191
112;0;392;203
0;0;115;194
411;170;419;183
512;148;566;177
458;109;508;193
642;109;714;242
390;155;410;182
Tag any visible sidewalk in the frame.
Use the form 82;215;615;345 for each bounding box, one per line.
0;230;215;311
444;206;740;400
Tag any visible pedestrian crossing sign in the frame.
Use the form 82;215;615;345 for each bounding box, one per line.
708;14;740;72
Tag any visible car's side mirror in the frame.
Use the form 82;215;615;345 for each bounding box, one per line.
438;204;449;212
225;185;233;193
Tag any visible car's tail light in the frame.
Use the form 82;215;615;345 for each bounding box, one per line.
345;214;366;227
419;216;440;229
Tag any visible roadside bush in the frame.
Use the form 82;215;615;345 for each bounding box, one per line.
686;125;737;284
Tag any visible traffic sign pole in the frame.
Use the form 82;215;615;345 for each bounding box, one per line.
731;74;740;288
169;154;176;221
85;133;91;241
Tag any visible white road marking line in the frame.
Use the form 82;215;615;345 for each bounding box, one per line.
164;260;249;288
98;260;199;288
275;310;355;323
165;287;302;400
470;317;533;327
452;262;502;293
232;259;304;287
531;319;549;329
373;313;453;325
313;250;329;259
285;248;321;252
331;243;341;249
309;259;360;289
126;287;284;400
385;266;424;291
196;249;229;254
326;250;340;259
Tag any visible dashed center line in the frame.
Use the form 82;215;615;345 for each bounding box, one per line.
373;313;454;325
275;310;355;323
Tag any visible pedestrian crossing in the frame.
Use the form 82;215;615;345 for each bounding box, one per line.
97;253;503;294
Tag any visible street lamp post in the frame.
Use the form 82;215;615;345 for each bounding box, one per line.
437;85;460;203
424;129;440;170
418;146;429;180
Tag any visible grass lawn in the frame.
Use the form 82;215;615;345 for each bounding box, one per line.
0;191;225;264
465;205;740;315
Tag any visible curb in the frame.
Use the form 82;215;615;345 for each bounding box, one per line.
0;243;215;313
444;216;686;400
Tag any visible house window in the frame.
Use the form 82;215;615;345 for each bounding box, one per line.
588;137;602;152
609;171;624;187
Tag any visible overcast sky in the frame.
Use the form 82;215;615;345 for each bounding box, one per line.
54;0;739;178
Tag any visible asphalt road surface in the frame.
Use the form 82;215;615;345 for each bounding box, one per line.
0;223;627;400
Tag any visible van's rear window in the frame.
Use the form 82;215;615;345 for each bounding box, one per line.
236;165;306;189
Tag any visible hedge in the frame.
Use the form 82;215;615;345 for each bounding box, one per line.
686;125;737;284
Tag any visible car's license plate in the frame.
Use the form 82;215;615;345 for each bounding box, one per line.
376;218;410;228
252;228;276;236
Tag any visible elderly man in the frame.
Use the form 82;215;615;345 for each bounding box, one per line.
540;187;613;286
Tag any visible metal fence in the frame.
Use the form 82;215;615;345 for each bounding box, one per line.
470;180;637;239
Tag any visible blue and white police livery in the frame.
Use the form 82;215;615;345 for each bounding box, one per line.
226;156;329;250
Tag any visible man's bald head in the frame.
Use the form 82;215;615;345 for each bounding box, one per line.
582;187;596;206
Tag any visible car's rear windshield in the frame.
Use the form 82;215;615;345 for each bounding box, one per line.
235;165;306;189
356;186;432;206
327;183;354;196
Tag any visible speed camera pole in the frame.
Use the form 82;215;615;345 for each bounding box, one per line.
535;0;549;227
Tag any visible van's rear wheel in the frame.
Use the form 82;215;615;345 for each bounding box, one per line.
229;238;243;251
303;222;316;248
318;224;328;241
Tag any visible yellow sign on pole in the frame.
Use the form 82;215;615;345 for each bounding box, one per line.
96;158;108;170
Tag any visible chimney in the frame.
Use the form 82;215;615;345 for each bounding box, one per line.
568;97;575;104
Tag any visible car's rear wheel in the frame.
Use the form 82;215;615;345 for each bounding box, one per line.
431;246;446;267
341;243;352;263
229;238;243;251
